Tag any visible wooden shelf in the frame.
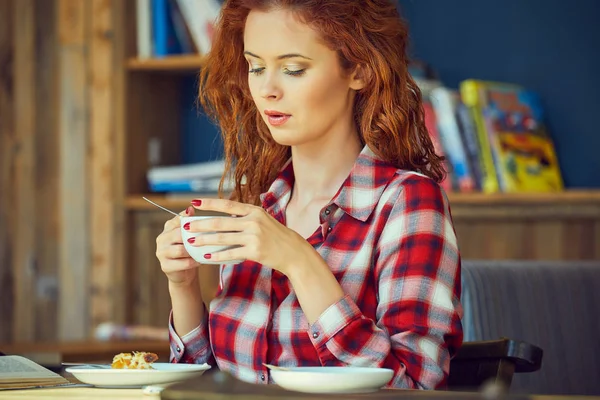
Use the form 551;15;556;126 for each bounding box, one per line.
447;190;600;205
126;55;206;72
125;190;600;211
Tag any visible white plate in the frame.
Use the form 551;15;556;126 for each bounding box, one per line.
65;363;211;388
269;366;394;394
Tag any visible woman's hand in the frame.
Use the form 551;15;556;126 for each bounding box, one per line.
186;198;314;276
156;206;201;286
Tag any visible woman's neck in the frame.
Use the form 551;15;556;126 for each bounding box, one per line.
289;131;363;208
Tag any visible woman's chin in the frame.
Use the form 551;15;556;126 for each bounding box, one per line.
269;132;305;147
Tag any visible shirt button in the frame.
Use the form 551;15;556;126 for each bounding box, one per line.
312;331;319;339
324;208;331;215
260;373;266;381
327;226;332;232
176;347;181;352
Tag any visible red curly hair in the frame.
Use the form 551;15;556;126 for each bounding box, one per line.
199;0;445;205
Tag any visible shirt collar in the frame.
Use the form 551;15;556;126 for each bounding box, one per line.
260;145;399;222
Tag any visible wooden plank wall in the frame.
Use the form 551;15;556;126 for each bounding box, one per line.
0;0;16;343
13;0;37;343
57;0;90;341
0;0;61;343
89;0;120;334
0;0;124;343
34;0;60;342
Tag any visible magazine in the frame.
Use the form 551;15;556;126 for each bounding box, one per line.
0;355;72;390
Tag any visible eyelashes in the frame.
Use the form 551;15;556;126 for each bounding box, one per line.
248;67;306;77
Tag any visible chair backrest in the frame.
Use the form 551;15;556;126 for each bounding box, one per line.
448;338;542;391
461;260;600;395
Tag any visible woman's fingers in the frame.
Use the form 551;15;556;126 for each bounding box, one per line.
159;257;199;273
190;198;255;217
204;246;247;263
156;243;192;261
184;215;246;233
162;206;194;231
187;232;247;247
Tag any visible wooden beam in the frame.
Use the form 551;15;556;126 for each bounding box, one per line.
57;0;90;340
34;0;60;341
111;0;127;326
13;0;37;342
89;0;116;330
0;0;15;343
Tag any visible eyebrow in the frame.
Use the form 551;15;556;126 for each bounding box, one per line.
244;51;313;61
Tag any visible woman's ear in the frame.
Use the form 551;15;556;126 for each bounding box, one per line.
349;65;368;91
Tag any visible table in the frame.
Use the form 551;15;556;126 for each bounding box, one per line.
1;387;599;400
0;387;153;399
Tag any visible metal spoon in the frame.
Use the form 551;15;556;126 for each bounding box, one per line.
262;363;290;371
142;196;180;217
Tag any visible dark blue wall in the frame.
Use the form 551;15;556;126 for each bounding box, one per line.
397;0;600;188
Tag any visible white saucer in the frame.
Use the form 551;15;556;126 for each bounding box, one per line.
269;366;394;394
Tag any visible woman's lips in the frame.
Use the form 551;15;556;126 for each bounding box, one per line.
266;114;291;126
265;111;291;127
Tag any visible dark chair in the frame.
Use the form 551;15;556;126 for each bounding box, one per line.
448;337;543;391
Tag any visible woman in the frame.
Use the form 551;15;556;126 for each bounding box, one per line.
156;0;463;390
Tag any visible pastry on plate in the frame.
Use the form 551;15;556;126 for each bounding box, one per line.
111;351;159;369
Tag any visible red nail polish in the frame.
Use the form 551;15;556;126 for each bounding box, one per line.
203;254;211;260
187;237;195;244
183;222;190;230
185;207;190;215
191;199;202;207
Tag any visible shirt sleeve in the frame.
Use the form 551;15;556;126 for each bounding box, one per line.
168;308;215;365
307;175;463;389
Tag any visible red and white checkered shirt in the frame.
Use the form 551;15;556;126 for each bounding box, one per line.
169;145;463;389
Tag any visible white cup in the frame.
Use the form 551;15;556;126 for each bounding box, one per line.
180;216;243;265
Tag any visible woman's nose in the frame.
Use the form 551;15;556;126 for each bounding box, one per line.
259;74;283;100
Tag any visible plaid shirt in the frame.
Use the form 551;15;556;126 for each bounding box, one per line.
169;146;463;389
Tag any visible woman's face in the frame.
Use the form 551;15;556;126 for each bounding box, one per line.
243;8;364;147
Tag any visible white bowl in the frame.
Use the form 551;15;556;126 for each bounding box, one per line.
269;366;394;394
180;216;243;265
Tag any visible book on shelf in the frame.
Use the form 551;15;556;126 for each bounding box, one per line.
430;87;477;192
147;159;233;194
175;0;221;55
460;79;564;193
412;69;564;194
136;0;221;58
414;78;454;193
136;0;152;58
0;355;73;390
148;159;225;182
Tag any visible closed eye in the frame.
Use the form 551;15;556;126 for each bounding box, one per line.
249;67;265;76
284;68;306;77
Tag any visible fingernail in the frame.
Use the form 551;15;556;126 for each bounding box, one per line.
183;222;190;230
185;207;191;215
191;199;202;207
187;237;195;244
203;254;211;260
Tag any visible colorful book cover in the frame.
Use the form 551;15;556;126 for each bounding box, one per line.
456;103;483;191
151;0;184;57
460;80;501;193
461;79;563;192
430;87;476;192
